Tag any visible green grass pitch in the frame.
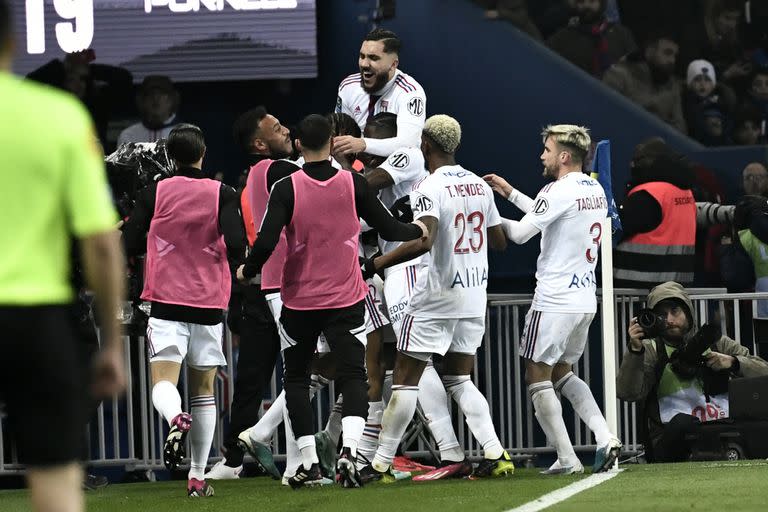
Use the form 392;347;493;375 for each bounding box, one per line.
0;461;765;512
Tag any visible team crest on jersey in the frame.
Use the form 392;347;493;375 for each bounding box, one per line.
388;151;409;169
407;97;425;116
532;197;549;214
412;194;433;213
380;100;389;111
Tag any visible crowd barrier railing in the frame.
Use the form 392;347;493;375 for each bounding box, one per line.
2;289;766;474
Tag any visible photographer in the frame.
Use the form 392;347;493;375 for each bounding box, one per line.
617;281;768;462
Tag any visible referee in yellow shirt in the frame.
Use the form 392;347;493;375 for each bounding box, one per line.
0;2;126;511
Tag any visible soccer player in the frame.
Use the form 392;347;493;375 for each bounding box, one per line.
205;106;298;480
353;113;463;476
122;124;246;496
0;2;126;510
360;115;515;481
484;124;622;474
334;28;426;158
238;114;426;488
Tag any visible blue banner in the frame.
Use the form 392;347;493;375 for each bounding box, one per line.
590;139;623;245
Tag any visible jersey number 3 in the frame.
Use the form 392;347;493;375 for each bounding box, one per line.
454;212;485;254
586;222;602;263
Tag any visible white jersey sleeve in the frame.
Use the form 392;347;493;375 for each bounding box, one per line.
378;147;425;186
410;177;441;223
522;182;574;231
485;182;502;227
364;94;426;157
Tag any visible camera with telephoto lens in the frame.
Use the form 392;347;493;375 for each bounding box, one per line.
105;141;174;325
669;324;722;379
636;308;667;337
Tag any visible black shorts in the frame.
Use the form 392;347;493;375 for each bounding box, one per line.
0;305;88;467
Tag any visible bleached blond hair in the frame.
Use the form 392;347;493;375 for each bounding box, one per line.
541;124;591;163
423;114;461;154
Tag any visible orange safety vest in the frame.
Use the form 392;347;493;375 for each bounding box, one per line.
614;182;696;289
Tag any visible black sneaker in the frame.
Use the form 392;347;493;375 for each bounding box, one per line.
337;448;363;488
287;463;332;489
163;412;192;471
83;474;109;491
473;451;515;478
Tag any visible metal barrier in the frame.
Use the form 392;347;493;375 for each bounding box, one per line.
2;289;767;474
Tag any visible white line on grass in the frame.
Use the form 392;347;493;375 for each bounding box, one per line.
504;469;624;512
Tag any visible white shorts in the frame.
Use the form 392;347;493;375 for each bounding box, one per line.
266;292;331;353
364;274;391;335
397;315;485;361
520;310;595;366
383;264;420;338
146;317;227;368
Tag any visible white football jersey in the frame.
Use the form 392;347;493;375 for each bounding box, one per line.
524;172;608;313
336;69;426;157
376;146;429;268
407;165;501;318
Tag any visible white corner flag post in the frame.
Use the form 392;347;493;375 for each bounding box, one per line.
592;138;619;470
600;217;618;443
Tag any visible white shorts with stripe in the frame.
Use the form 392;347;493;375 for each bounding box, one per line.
364;274;391;335
397;315;485;360
146;317;227;368
383;264;420;338
266;292;331;353
520;310;595;366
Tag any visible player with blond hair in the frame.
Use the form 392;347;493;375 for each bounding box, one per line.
484;124;622;475
359;115;515;481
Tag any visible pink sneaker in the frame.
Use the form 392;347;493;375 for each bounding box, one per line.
412;460;473;482
392;455;436;474
187;478;214;497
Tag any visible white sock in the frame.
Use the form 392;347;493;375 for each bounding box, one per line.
372;385;418;472
249;391;286;444
530;382;579;466
382;371;393;404
189;395;216;480
556;372;613;447
324;395;343;446
341;416;365;457
419;366;463;462
443;375;503;460
282;402;301;477
296;435;319;471
356;401;384;468
151;380;182;426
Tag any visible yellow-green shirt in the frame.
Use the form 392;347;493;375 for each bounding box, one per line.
0;72;117;305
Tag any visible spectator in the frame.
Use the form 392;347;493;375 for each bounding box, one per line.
603;30;687;133
617;282;768;462
742;161;768;196
117;75;181;146
730;105;765;145
739;67;768;139
679;0;750;88
26;49;133;150
482;0;542;41
547;0;636;77
683;59;737;145
614;139;697;288
529;0;579;40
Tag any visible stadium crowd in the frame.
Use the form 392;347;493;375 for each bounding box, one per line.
2;1;768;511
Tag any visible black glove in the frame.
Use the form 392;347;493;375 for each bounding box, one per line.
389;196;414;222
359;255;379;281
734;195;768;229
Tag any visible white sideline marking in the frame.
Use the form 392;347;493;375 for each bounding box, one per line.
504;469;624;512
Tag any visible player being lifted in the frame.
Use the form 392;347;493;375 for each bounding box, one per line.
484;124;622;474
360;115;515;481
